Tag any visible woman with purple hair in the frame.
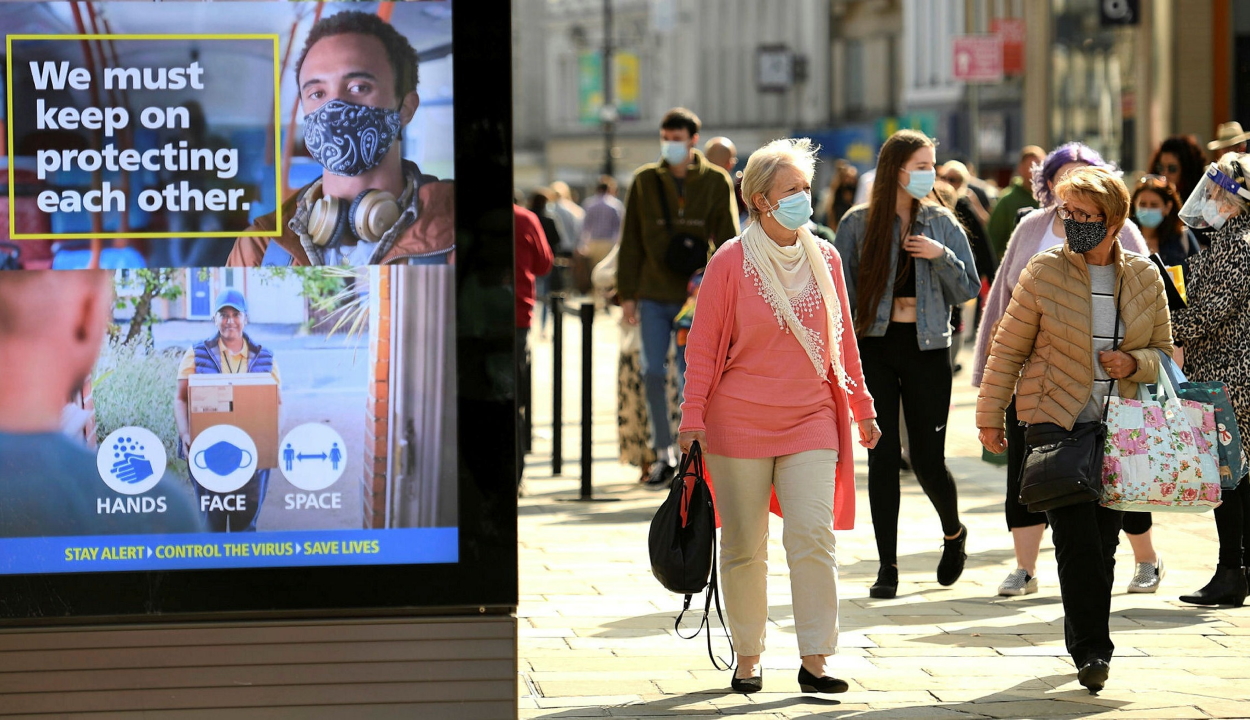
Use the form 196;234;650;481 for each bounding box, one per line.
970;143;1155;599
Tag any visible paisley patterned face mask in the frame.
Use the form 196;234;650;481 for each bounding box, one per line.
303;99;403;177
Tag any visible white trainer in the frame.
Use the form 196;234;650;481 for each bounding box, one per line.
998;568;1038;597
1127;556;1165;593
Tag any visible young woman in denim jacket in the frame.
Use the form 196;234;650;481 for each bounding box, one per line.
834;130;980;599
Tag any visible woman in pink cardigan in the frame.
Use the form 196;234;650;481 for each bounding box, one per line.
971;142;1158;599
678;139;880;695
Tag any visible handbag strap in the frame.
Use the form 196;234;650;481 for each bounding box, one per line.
653;172;674;233
671;441;735;671
1100;276;1124;423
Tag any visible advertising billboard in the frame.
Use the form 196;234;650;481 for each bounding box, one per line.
0;1;516;621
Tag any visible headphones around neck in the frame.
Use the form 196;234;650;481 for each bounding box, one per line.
307;189;401;248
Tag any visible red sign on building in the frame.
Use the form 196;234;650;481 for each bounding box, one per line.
952;35;1004;83
992;18;1026;76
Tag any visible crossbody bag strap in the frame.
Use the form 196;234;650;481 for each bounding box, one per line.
1101;276;1124;423
653;172;674;233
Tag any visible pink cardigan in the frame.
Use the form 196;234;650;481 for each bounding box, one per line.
681;238;876;530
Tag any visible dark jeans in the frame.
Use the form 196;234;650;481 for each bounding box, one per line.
1216;477;1250;568
1004;396;1048;529
1047;500;1123;667
194;469;270;532
859;322;961;566
638;299;686;454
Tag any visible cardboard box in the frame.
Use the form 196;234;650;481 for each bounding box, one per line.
188;373;279;469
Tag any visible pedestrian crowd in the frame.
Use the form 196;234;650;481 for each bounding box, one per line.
514;106;1250;697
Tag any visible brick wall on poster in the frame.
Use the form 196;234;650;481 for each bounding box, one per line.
362;268;391;529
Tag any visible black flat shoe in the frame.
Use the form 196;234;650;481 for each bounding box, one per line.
730;670;763;694
1077;659;1109;694
869;564;898;599
798;665;848;694
1179;566;1247;606
937;524;968;586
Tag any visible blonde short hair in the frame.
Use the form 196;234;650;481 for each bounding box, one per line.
741;137;818;223
1054;166;1130;232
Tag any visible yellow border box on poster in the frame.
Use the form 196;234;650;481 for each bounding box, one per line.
6;34;282;240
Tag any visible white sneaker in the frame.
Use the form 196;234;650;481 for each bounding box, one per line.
1127;556;1165;593
998;568;1038;597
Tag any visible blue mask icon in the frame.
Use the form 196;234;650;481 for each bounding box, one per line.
195;441;253;476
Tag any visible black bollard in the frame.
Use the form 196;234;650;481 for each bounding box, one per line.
579;303;594;498
551;294;564;475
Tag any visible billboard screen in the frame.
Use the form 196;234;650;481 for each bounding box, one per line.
0;1;515;619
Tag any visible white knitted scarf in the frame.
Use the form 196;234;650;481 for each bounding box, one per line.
740;221;851;390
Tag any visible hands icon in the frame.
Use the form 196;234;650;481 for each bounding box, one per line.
111;452;155;485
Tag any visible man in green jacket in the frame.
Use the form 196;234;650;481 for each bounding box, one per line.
987;145;1046;257
617;107;739;488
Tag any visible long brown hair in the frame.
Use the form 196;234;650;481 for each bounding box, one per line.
854;130;937;335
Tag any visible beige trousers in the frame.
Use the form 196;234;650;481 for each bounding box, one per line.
706;449;840;657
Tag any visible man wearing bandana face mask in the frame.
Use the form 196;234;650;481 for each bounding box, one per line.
228;11;454;267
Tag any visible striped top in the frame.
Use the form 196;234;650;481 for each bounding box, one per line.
1078;263;1124;423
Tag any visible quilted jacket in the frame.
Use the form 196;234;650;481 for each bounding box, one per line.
976;238;1173;431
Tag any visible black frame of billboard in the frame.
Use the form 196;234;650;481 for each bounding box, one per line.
0;1;518;624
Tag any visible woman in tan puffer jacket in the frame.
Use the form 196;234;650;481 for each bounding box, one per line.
976;167;1172;694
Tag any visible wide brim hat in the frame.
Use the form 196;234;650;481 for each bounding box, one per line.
1207;121;1250;151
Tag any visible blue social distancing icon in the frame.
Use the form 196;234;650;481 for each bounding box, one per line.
278;424;347;492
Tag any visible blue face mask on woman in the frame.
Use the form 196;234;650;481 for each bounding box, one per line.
1135;207;1165;229
901;168;937;200
765;190;813;231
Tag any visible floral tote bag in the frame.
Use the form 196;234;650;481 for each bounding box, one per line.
1101;362;1222;512
1159;351;1246;488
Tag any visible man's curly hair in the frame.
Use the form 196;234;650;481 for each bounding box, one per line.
295;11;420;101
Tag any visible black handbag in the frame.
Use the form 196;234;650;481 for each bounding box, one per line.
1018;280;1121;513
1018;421;1106;511
654;173;708;278
647;441;733;669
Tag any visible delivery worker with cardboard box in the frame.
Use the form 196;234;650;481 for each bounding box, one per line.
174;289;281;531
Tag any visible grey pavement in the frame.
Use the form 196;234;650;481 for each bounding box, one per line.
518;302;1250;719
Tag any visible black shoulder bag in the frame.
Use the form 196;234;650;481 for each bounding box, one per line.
654;173;709;278
647;441;733;670
1017;280;1121;512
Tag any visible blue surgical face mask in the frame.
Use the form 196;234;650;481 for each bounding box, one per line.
901;168;937;200
766;190;813;231
303;99;403;177
195;441;253;476
1135;207;1165;229
661;140;690;167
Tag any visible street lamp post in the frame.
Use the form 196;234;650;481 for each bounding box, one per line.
601;0;615;178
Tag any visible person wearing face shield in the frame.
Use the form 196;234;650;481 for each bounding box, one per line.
677;138;880;694
833;130;981;600
229;11;454;267
977;167;1173;693
175;290;282;532
971;143;1158;600
1172;154;1250;608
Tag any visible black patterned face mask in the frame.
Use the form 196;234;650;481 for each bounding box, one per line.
1063;217;1108;254
303;99;403;177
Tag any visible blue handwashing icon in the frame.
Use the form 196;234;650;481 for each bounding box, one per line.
110;436;154;484
195;441;253;476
